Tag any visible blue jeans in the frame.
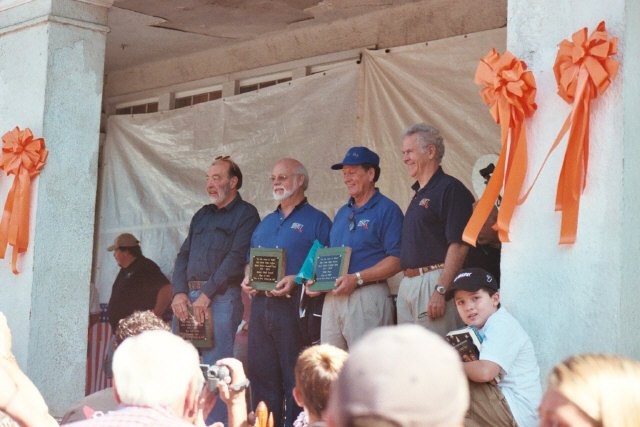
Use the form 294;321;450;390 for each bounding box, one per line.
248;294;302;427
188;286;243;426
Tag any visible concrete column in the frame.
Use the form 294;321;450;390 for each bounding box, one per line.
505;0;639;379
222;80;238;97
0;0;112;415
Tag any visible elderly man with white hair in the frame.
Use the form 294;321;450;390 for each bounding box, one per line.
326;324;469;427
65;330;248;427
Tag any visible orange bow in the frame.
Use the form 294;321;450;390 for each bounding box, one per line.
0;127;48;274
530;21;618;244
463;49;536;246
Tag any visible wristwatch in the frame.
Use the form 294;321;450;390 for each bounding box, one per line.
434;285;446;295
355;271;364;287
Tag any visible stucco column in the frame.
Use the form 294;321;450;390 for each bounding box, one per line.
504;1;639;379
0;0;112;415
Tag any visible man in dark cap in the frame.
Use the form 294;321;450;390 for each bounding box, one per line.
107;233;172;331
318;147;403;350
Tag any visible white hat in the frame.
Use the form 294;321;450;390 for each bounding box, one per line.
329;324;469;427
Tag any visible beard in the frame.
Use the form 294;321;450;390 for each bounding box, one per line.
272;182;299;201
209;183;230;204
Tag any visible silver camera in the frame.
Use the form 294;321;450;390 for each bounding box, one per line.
200;363;231;392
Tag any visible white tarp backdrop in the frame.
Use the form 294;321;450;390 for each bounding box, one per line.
94;28;505;303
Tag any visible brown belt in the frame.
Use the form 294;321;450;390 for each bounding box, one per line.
188;280;206;290
403;263;445;278
358;280;387;288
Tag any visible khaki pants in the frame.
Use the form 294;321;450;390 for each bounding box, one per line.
465;381;518;427
396;271;462;337
321;283;394;350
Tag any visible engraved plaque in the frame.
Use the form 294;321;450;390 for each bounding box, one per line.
309;246;351;292
250;248;285;291
178;306;214;348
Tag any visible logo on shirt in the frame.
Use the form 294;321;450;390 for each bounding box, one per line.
357;219;370;230
291;222;304;233
419;198;430;209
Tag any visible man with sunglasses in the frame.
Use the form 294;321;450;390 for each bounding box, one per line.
321;147;403;350
240;158;331;427
397;123;475;336
171;156;260;425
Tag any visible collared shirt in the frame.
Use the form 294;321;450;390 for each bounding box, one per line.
400;167;474;269
249;198;331;275
172;194;260;298
63;405;194;426
480;307;542;427
330;189;403;273
107;256;169;330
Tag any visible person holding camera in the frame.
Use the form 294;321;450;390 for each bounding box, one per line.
63;330;249;427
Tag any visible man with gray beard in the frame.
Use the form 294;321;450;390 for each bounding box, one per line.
172;156;260;425
241;158;331;427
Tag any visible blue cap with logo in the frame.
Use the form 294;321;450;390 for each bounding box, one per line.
331;146;380;170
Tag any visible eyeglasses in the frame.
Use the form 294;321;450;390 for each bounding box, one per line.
348;210;356;231
215;155;230;160
270;174;299;182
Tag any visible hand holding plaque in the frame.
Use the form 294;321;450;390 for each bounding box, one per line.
177;306;214;348
249;248;286;291
309;247;351;292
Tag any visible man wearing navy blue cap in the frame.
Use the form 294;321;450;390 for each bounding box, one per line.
318;146;403;350
397;123;475;336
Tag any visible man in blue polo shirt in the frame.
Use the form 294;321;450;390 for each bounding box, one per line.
241;158;331;427
397;123;475;336
321;146;403;350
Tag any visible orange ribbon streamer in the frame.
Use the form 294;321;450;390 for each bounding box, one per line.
0;127;48;274
547;21;618;244
463;49;536;246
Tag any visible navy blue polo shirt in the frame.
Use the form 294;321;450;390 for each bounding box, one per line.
249;199;332;274
400;167;475;269
330;190;403;273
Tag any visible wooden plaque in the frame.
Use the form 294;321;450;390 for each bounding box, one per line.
309;246;351;292
177;306;214;348
250;248;286;291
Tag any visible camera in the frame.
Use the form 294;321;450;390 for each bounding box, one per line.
200;363;231;392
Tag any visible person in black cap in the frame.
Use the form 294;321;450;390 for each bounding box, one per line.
107;233;172;331
446;268;541;427
314;146;403;350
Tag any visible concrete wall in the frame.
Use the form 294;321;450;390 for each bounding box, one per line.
505;0;639;379
105;0;507;98
0;0;110;415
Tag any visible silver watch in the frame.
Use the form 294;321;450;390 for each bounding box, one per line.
355;271;364;286
434;285;446;295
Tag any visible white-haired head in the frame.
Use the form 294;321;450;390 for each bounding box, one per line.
112;330;203;410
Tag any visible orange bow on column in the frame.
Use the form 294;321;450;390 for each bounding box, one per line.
551;21;618;244
0;127;48;274
463;49;537;246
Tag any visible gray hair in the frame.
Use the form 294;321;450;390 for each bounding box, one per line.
402;123;445;163
112;330;202;408
294;161;309;191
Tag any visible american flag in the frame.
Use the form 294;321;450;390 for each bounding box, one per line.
85;303;112;394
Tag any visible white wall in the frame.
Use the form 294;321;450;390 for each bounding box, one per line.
505;0;639;380
0;0;110;415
